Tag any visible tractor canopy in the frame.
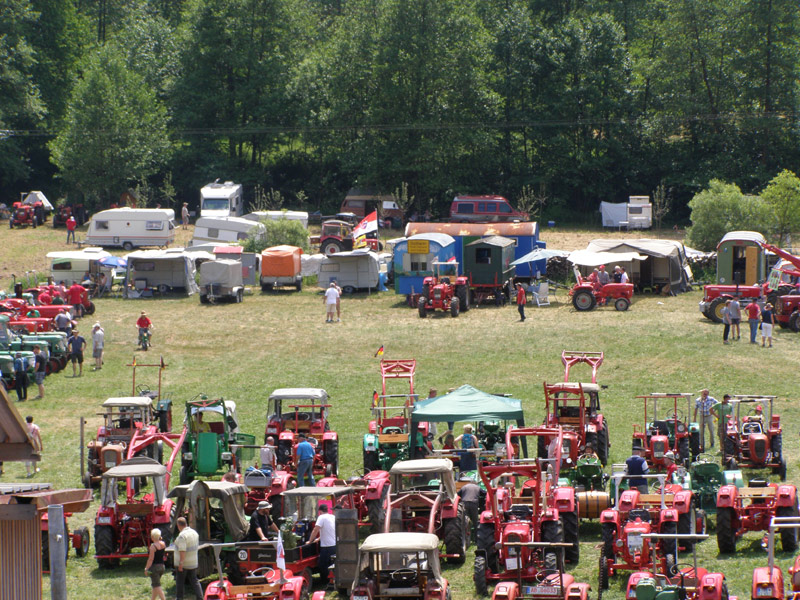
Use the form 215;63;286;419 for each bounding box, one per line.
281;485;355;519
168;479;248;542
390;459;457;500
186;399;240;434
101;456;168;507
357;533;445;587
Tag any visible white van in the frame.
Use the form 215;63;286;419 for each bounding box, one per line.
200;181;244;217
85;208;176;250
46;247;111;286
190;216;265;247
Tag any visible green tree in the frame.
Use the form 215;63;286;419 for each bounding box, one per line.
686;180;774;251
242;217;309;253
761;170;800;245
48;45;171;207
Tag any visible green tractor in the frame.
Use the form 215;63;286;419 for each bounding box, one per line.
562;454;611;520
179;396;255;484
669;453;744;514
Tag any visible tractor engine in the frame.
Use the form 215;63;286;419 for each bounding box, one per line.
748;433;770;466
99;444;125;472
499;521;533;573
620;518;652;568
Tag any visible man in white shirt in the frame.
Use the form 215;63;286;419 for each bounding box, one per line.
260;437;276;470
174;517;203;599
323;282;340;323
620;267;629;284
308;504;336;582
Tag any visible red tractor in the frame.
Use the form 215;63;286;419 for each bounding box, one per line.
541;351;609;465
722;395;786;479
312;219;381;256
473;427;579;597
751;516;800;600
716;477;798;554
9;202;38;228
569;265;633;311
265;388;339;477
243;468;297;526
417;260;469;318
632;394;701;470
382;458;469;564
599;473;697;591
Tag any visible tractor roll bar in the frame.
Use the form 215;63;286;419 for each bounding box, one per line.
611;473;668;508
766;517;800;573
561;350;604;383
640;533;709;576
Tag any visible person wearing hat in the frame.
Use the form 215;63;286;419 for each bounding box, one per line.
597;265;610;286
323;282;340;323
626;441;649;493
67;328;86;377
136;311;153;346
693;389;717;451
91;322;104;371
296;433;316;486
663;451;678;481
246;500;279;541
181;202;190;229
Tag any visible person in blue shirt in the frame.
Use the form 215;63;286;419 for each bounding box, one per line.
296;434;316;487
626;442;649;493
13;352;28;402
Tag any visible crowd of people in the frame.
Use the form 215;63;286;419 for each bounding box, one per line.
720;297;776;346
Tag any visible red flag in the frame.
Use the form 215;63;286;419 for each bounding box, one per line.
353;211;378;239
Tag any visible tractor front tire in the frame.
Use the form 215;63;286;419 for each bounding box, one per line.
84;301;95;315
708;297;726;323
443;503;467;564
179;465;193;485
716;506;737;553
598;548;610;591
790;311;800;332
614;297;630;311
474;553;488;596
597;421;610;466
541;519;564;571
573;290;596;311
562;510;580;563
367;498;386;535
476;523;497;572
321;239;345;256
418;297;427;318
450;296;460;317
324;439;339;476
75;526;90;557
363;448;380;472
457;286;469;312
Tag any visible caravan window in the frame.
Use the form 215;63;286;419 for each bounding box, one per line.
409;254;429;272
203;199;229;211
476;249;492;264
134;262;156;272
237;232;249;240
498;203;512;213
146;221;164;231
628;206;643;215
456;203;474;214
320;263;340;272
207;228;220;238
53;261;72;271
95;221;109;230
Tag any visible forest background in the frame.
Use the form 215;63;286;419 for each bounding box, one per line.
1;0;798;225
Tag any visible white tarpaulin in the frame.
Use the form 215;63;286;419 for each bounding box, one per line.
584;239;693;293
600;202;628;227
568;250;647;267
199;259;242;287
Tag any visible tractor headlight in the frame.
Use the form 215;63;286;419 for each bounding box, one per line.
183;452;193;461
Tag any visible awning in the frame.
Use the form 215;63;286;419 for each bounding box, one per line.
511;248;570;266
567;250;648;267
411;385;524;423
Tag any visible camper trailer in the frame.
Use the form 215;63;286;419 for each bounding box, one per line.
124;249;209;297
46;248;111;286
189;216;265;247
199;259;244;303
318;249;381;292
85;208;176;250
200;181;244;217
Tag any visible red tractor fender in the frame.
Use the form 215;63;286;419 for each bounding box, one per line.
455;276;469;286
204;579;233;598
566;582;590;600
699;573;728;600
770;414;781;431
751;566;783;600
364;473;389;501
599;509;620;526
618;489;639;512
311;592;327;600
776;485;798;508
316;476;339;487
478;509;494;525
322;431;337;443
278;431;294;443
716;484;739;508
282;575;307;600
441;497;459;519
659;508;679;524
368;420;378;434
671;490;694;513
552;486;576;513
422;276;435;287
491;581;520;600
626;572;652;597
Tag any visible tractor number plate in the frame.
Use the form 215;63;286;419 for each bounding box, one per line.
525;586;561;596
756;588;774;598
505;557;520;570
627;534;643;550
354;596;370;600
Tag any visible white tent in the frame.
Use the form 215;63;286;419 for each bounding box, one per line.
583;239;693;293
124;248;209;297
22;191;54;212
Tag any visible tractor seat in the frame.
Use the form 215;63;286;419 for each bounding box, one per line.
650;421;670;436
559;406;580;418
628;508;651;523
742;422;763;435
440;277;450;284
507;505;533;520
750;478;769;488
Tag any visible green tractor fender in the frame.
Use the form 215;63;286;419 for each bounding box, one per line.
363;433;379;452
724;469;745;488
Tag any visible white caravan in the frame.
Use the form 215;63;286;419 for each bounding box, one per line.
200;181;244;218
85;208;176;250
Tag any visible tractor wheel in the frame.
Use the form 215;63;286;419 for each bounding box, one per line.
678;502;695;549
41;528;69;571
84;301;95;315
476;523;497;571
367;498;386;535
690;431;701;460
724;436;736;459
179;465;193;485
696;509;708;536
708;297;726;323
678;437;691;467
418;297;427;318
779;457;788;482
75;526;90;557
661;521;677;572
541;518;564;571
324;439;339;476
363;448;380;473
790;311;800;333
597;421;609;466
573;290;596;311
277;439;293;465
457;285;469;312
716;507;737;553
46;358;58;375
601;522;616;558
562;510;580;563
597;549;610;597
321;239;345;256
720;582;730;600
422;284;430;302
474;553;488;596
450;296;460;317
82;471;93;489
95;525;117;568
778;505;800;551
771;433;783;462
614;297;630;311
443;503;467;563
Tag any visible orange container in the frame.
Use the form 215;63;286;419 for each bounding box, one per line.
261;245;302;278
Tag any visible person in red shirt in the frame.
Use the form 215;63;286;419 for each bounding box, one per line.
745;299;761;344
37;290;52;305
66;215;77;244
137;311;153;346
515;282;527;322
67;283;87;317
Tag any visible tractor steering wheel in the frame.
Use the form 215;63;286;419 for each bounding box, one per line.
695;453;716;463
295;412;311;421
136;384;151;395
535;569;557;582
671;563;696;580
390;568;417;583
666;409;685;422
578;453;598;462
250;566;277;580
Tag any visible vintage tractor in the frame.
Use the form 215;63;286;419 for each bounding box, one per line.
491;558;590;600
265;387;339;478
383;458;469;564
243;467;297;525
599;473;698;591
669;453;744;514
632;394;701;470
417;260;469;318
312;219;380;256
716;477;798;554
180;396;255;484
624;532;731;600
562;453;611;520
723;395;786;480
775;294;800;332
474;428;579;597
750;516;800;600
9;202;38;228
94;456;177;568
569;265;634;311
346;533;451;600
317;471;391;534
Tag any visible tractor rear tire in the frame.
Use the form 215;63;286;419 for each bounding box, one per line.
476;523;497;572
179;465;193;485
790;311;800;332
95;525;117;568
716;507;737;553
601;522;615;558
324;439;339;476
598;548;610;591
614;297;630;311
660;521;677;573
562;510;580;563
573;290;596;311
771;433;783;462
443;503;467;564
321;239;345;256
678;437;691;466
75;526;90;557
457;286;469;312
84;301;95;315
474;553;488;596
778;505;800;551
708;297;726;323
367;498;386;535
450;296;460;317
422;284;430;302
418;297;427;318
538;435;548;459
678;502;695;550
541;519;564;571
597;421;609;466
363;448;380;472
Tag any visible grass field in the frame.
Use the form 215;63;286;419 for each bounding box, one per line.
2;222;798;599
